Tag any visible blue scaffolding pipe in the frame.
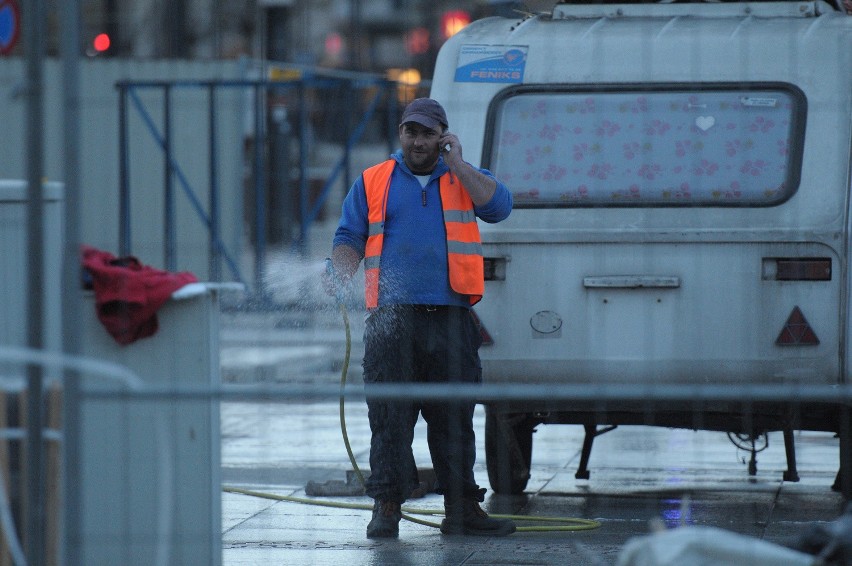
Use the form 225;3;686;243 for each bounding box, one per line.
119;86;131;256
253;83;267;298
208;84;221;282
298;81;309;257
163;85;176;272
124;86;245;285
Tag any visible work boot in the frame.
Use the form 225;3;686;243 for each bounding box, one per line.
366;500;402;538
441;499;516;536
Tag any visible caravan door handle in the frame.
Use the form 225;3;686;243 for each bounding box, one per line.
583;275;680;289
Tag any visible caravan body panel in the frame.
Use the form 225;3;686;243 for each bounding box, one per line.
431;4;852;396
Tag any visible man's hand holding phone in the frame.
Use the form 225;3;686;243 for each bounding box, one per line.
439;131;462;165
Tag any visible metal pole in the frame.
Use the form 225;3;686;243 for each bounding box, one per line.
164;85;176;271
24;0;46;563
342;80;351;194
349;0;362;70
209;84;221;281
297;81;309;251
118;83;131;256
387;82;398;155
841;406;852;498
253;83;266;299
167;0;187;57
61;1;83;564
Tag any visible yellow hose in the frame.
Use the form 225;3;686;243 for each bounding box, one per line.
221;486;600;532
223;302;602;534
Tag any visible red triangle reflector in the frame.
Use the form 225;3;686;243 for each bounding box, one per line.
776;306;819;346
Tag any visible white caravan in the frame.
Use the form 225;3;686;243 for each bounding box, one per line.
430;1;852;494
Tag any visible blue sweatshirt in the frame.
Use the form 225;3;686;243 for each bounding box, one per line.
333;150;513;308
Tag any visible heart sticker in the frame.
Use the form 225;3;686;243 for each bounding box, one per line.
695;116;715;131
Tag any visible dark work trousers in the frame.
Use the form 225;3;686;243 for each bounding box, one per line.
362;305;485;505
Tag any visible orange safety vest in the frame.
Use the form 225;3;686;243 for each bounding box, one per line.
362;159;484;309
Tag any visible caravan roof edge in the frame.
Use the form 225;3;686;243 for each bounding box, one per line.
551;1;837;19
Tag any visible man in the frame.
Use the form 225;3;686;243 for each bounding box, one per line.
326;98;515;539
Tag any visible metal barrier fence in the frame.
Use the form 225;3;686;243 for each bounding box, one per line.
1;336;849;565
115;69;429;300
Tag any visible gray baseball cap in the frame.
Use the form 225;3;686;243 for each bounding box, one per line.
400;98;448;130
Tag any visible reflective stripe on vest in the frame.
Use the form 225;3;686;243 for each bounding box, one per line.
362;159;484;309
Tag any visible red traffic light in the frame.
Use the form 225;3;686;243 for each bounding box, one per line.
93;33;110;53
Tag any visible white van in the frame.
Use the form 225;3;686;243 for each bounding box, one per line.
430;1;852;494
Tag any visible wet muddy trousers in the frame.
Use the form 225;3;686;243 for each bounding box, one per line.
361;305;485;504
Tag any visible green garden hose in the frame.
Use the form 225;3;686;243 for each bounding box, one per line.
224;302;601;534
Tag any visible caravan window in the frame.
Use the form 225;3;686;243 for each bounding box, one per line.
484;84;805;207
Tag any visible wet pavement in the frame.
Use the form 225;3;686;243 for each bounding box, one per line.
218;306;847;565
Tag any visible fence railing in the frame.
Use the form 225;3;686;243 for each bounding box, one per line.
116;66;429;301
2;339;850;565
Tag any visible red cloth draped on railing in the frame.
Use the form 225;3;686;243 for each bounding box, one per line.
81;245;198;345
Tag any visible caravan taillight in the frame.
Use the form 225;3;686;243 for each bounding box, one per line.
763;258;831;281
